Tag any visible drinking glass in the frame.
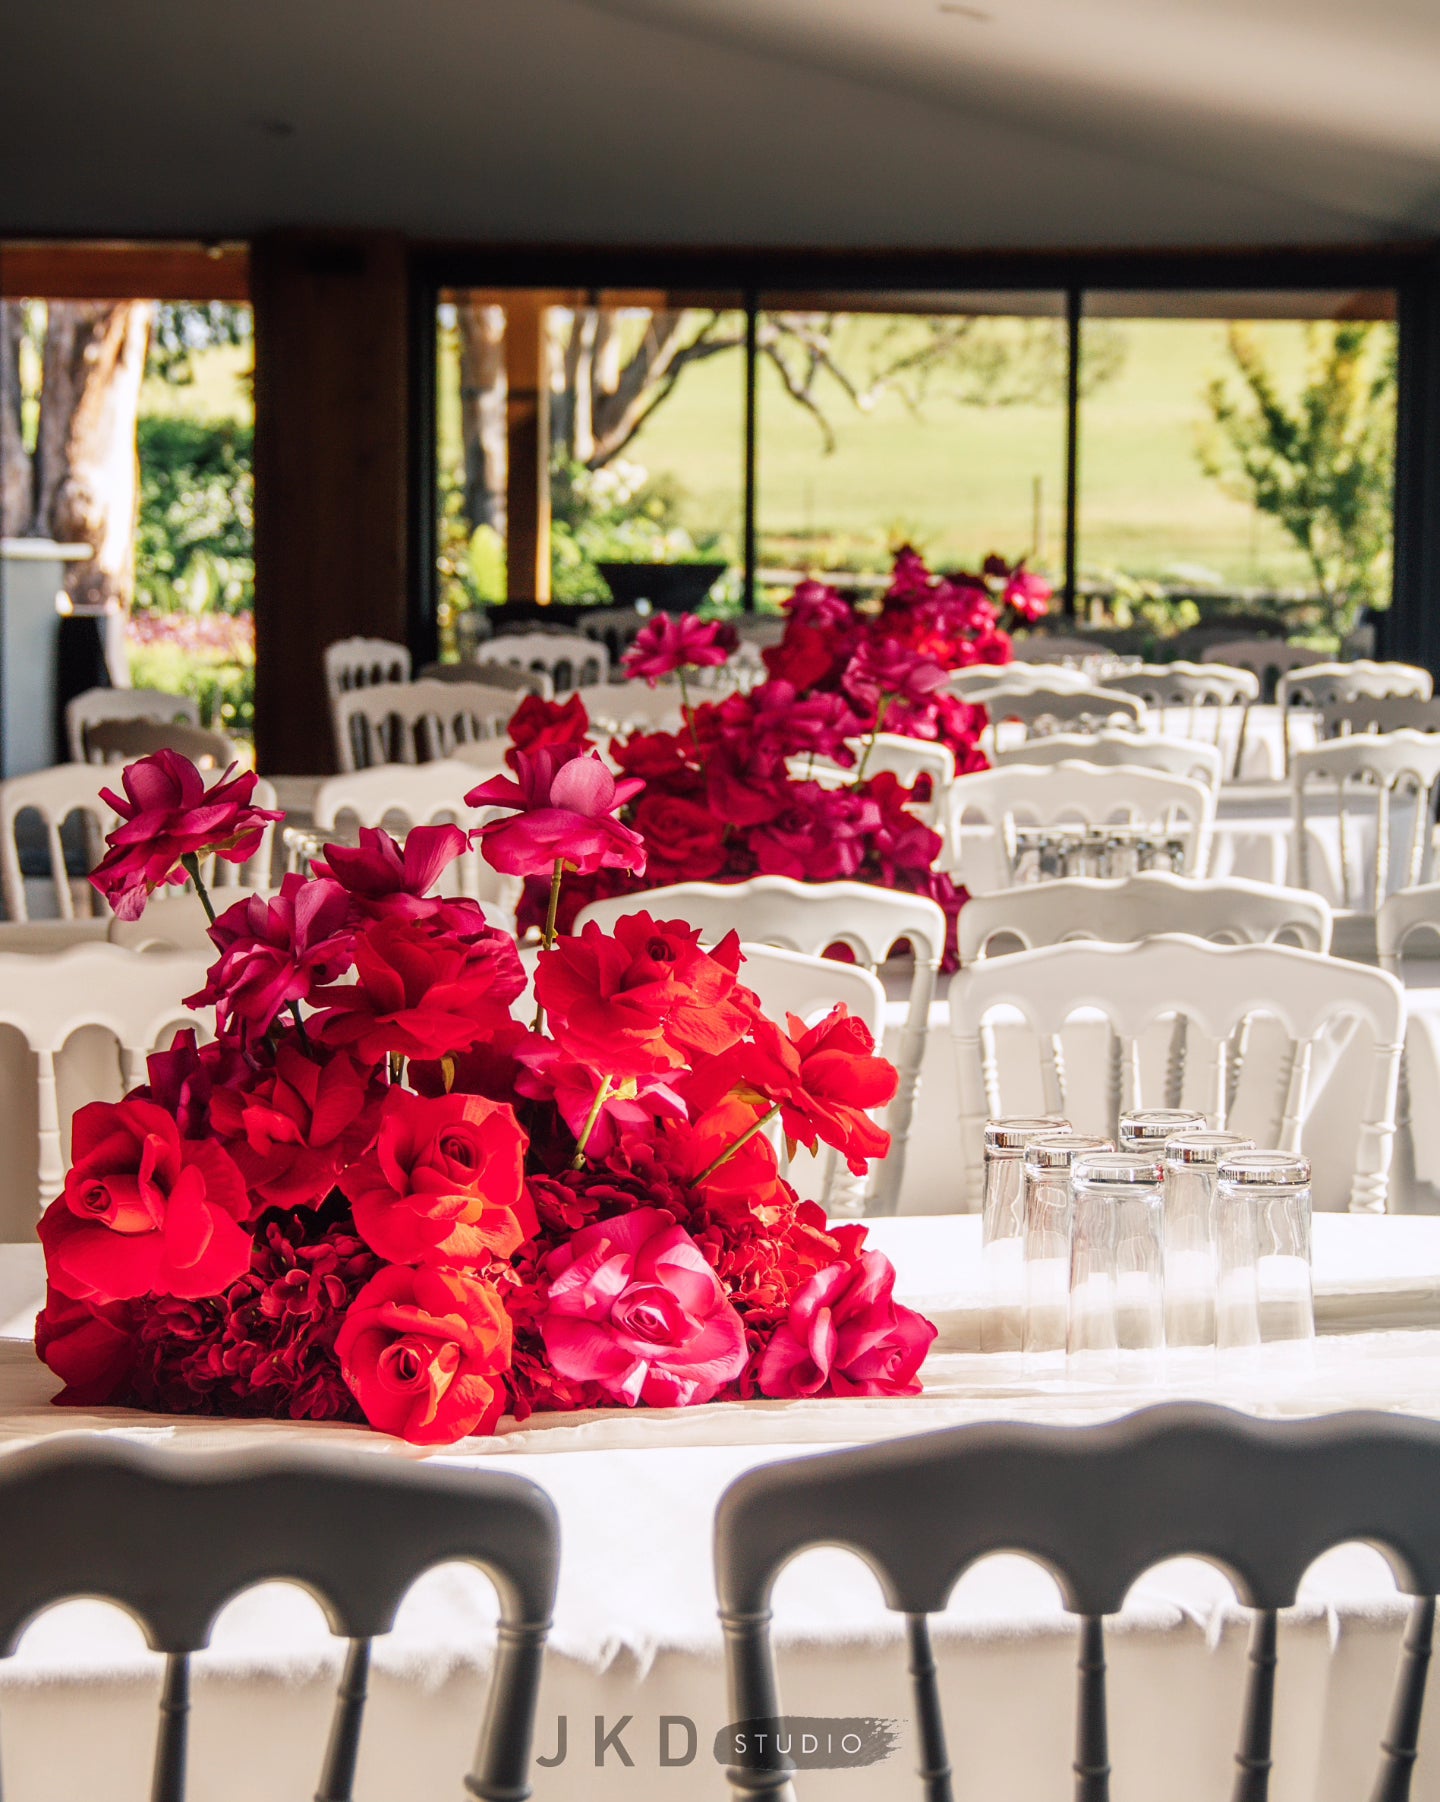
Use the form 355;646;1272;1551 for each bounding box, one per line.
1161;1130;1255;1348
1217;1151;1315;1346
1067;1151;1165;1373
981;1116;1071;1352
1022;1132;1113;1359
1118;1108;1208;1154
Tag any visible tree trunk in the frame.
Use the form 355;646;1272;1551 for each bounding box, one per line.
33;301;153;608
456;300;508;537
0;304;32;536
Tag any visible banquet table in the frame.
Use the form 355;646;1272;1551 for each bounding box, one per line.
5;1223;1440;1801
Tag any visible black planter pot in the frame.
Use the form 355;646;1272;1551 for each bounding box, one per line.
596;561;728;614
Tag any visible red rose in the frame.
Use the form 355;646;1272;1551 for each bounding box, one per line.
313;824;471;921
89;751;283;922
610;730;704;791
208;1044;384;1215
35;1286;135;1405
536;913;756;1079
337;1264;512;1444
39;1098;251;1302
188;873;355;1044
762;622;844;691
339;1089;533;1267
310;916;525;1065
505;693;594;770
758;1251;937;1397
629;794;728;883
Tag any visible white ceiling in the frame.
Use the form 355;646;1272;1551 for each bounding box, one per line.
1;0;1437;247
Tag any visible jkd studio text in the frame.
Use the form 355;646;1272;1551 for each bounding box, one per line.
536;1715;900;1769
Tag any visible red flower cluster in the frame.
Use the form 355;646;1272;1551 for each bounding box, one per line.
37;752;936;1444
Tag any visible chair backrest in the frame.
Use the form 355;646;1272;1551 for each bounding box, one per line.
1278;660;1434;712
1290;731;1440;911
715;1402;1440;1802
1200;639;1325;702
0;943;211;1212
0;1437;555;1802
946;762;1215;889
981;684;1148;738
483;631;607;692
948;933;1402;1211
313;760;515;918
83;718;242;771
1377;881;1440;977
948;663;1093;697
574;876;946;1215
333;680;519;772
1103;661;1259;721
735;941;885;1040
960;871;1334;960
417;660;554;697
1320;695;1440;738
573;682;685;736
577;606;652;664
989;731;1223;790
65;688;201;763
322;636;412;701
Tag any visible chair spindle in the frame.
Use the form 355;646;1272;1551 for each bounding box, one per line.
1074;1615;1110;1802
1370;1595;1436;1802
315;1636;372;1802
1231;1607;1277;1802
905;1613;954;1802
150;1650;191;1802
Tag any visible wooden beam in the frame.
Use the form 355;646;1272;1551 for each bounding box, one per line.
505;292;551;604
250;232;410;773
0;240;249;301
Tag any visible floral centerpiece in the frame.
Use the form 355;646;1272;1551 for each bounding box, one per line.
35;751;936;1445
496;549;1049;966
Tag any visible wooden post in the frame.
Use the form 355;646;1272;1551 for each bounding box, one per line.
505;293;550;604
250;231;410;773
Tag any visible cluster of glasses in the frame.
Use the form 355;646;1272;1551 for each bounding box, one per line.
1008;825;1190;884
980;1109;1314;1372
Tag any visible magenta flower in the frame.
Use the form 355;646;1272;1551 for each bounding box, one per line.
467;748;646;880
90;752;282;922
782;579;854;632
749;782;880;882
622;614;737;686
313;824;470;920
187;873;355;1044
537;1208;747;1406
842;640;950;715
1003;566;1052;623
758;1251;937;1397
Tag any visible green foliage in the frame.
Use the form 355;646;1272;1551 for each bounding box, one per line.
1199;322;1396;634
550;460;724;602
146;303;252;388
127;639;254;739
134;416;253;616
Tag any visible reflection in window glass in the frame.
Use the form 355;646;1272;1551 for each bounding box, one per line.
752;304;1068;599
1077;300;1396;642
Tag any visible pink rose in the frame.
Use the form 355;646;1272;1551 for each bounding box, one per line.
538;1208;747;1407
188;873;355;1043
622;614;737;685
758;1251;937;1397
313;824;470;920
467;748;647;880
89;751;283;922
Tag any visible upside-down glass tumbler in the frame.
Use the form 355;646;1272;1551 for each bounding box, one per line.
1162;1130;1256;1348
1068;1151;1166;1373
981;1116;1071;1353
1217;1150;1315;1346
1022;1132;1114;1360
1118;1108;1208;1154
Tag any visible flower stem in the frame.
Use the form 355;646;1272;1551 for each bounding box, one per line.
854;695;891;784
180;852;217;926
678;668;700;755
532;857;567;1033
571;1075;615;1168
696;1103;781;1183
289;1001;311;1052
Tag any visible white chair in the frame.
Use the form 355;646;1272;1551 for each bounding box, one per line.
324;637;413;768
1103;662;1260;776
485;632;607;693
989;730;1223;791
979;683;1148;745
949;934;1403;1212
574;875;947;1215
1378;883;1440;978
1201;639;1327;703
1279;661;1433;769
312;760;518;925
0;765;278;923
332;679;519;771
734;941;885;1042
64;688;201;764
1291;732;1440;914
83;718;242;771
944;762;1215;889
0;944;211;1214
948;664;1093;698
960;871;1334;961
573;683;685;736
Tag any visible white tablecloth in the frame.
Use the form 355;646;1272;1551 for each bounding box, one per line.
3;1226;1440;1798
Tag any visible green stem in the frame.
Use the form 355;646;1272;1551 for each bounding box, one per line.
288;1001;311;1052
678;667;700;755
696;1103;781;1184
180;852;217;926
532;858;567;1033
854;695;891;784
571;1075;615;1168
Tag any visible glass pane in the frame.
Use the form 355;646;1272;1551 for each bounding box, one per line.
754;299;1067;602
436;292;508;656
1077;296;1397;645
